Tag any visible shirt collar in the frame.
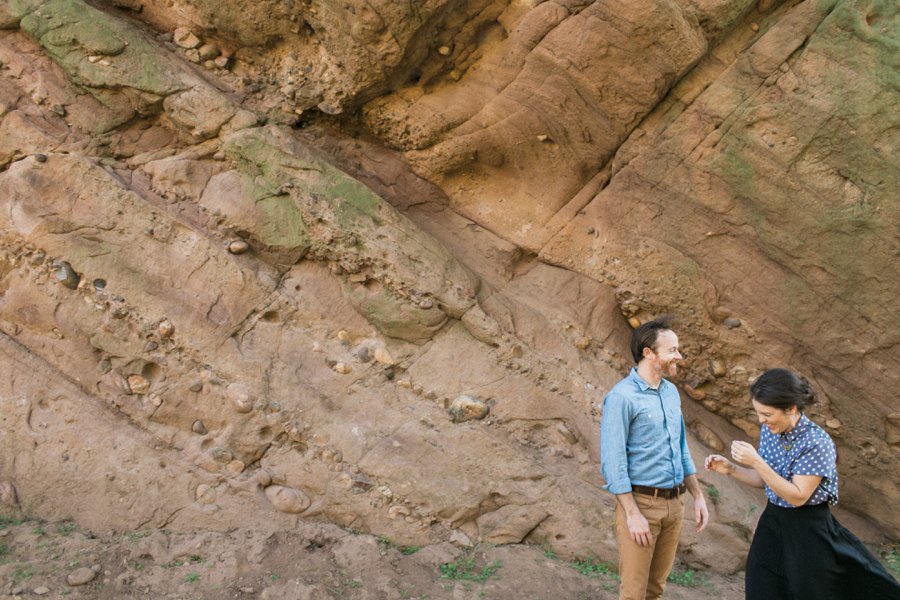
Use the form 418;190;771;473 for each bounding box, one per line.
629;367;668;392
782;413;811;442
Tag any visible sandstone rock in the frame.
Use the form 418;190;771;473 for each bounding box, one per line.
885;413;900;446
198;43;219;60
158;319;174;339
66;567;97;586
53;261;80;289
33;586;50;595
173;28;201;49
373;347;394;365
195;483;216;504
692;421;725;452
127;375;150;395
708;359;727;378
332;362;352;375
476;504;549;545
449;395;489;423
0;481;18;509
723;317;742;329
461;304;502;346
191;420;207;435
228;240;249;254
264;485;310;514
226;383;254;413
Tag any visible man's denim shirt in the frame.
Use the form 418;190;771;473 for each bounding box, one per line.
600;368;696;494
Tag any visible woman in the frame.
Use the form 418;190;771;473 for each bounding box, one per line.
705;368;900;600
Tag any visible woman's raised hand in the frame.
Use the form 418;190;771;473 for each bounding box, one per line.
705;454;735;475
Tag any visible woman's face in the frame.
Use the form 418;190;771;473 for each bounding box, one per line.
751;399;799;434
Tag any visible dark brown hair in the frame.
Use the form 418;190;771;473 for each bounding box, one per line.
749;368;817;410
630;315;674;364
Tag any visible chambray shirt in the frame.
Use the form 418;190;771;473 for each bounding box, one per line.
758;414;838;507
600;368;696;494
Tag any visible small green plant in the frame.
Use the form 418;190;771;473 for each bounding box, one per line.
32;525;45;536
12;563;33;582
0;514;25;530
572;556;615;578
270;573;281;581
188;554;205;564
0;543;10;556
162;559;185;568
667;566;708;587
439;554;502;583
56;521;77;536
401;545;421;555
542;543;557;560
705;484;721;506
129;560;146;571
125;531;150;542
185;572;200;583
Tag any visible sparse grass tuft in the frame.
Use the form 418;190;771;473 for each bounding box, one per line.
705;484;721;506
56;521;77;536
572;556;616;579
185;572;200;583
12;563;33;582
667;566;709;587
439;553;501;583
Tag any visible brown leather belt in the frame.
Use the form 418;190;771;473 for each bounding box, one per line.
632;484;686;499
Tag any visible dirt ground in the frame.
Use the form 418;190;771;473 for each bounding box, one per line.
0;513;750;600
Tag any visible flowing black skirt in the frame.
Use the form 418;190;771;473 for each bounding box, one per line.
746;502;900;600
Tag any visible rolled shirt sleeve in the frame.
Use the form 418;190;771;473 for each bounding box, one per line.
679;416;697;477
600;392;633;494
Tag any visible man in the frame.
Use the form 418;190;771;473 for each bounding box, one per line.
600;316;709;600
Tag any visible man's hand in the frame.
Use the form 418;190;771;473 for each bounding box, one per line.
626;510;653;547
693;493;709;533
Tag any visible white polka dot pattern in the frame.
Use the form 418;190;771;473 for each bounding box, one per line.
758;414;839;507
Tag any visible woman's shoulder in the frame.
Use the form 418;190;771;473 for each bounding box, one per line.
801;417;836;452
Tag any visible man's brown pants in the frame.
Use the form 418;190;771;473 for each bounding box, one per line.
614;492;685;600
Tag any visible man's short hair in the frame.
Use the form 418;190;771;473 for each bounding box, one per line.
630;315;675;364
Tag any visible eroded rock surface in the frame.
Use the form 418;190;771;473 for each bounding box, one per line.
0;0;897;587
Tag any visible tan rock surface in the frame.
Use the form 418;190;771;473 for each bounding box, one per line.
0;1;898;598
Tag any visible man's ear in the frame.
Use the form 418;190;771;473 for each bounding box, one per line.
642;346;655;360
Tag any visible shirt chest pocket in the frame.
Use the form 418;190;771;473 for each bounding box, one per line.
632;408;662;437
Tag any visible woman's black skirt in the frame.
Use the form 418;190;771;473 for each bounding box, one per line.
746;502;900;600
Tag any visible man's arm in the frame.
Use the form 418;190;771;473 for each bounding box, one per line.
602;394;654;547
616;492;653;547
683;474;709;533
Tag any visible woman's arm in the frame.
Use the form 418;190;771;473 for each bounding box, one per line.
704;454;765;488
731;441;822;506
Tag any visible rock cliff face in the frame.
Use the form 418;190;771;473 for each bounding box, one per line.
0;0;897;578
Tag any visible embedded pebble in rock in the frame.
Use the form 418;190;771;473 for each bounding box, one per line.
0;481;18;509
198;43;219;60
255;470;272;487
627;316;642;328
210;447;233;463
724;317;742;329
419;298;434;309
148;394;162;407
374;347;394;365
388;504;410;519
825;418;842;429
127;375;150;395
173;27;201;49
54;261;81;289
333;362;351;374
228;240;249;254
226;460;245;474
158;319;174;339
708;359;727;378
66;567;97;586
684;384;706;401
574;336;591;350
337;329;350;342
226;382;254;413
191;420;208;435
449;395;489;423
437;45;451;56
264;485;310;514
92;278;106;290
34;153;48;163
355;346;371;362
33;587;50;595
213;55;230;69
189;381;203;392
195;484;216;504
